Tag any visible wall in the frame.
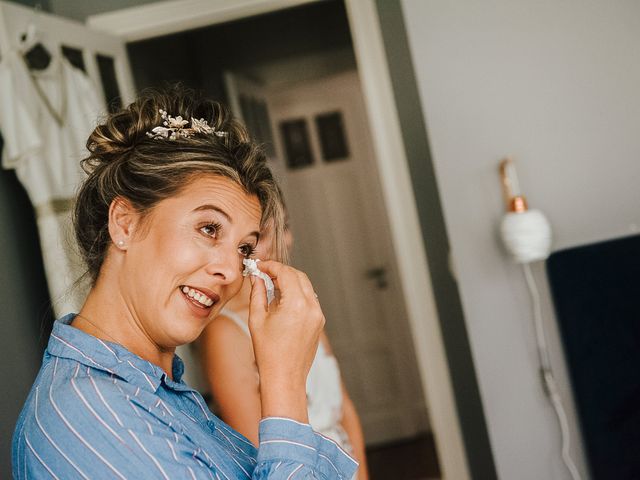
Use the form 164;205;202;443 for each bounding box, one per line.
374;1;496;477
400;0;640;478
0;155;55;475
0;3;56;476
3;0;159;21
48;0;158;22
5;0;48;9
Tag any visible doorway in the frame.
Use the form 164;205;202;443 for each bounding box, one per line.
130;0;430;446
265;70;430;445
89;0;468;478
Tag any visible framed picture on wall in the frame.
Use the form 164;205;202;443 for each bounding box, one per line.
315;111;349;162
279;118;314;169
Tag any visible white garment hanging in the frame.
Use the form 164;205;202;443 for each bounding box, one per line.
220;308;354;455
0;50;105;315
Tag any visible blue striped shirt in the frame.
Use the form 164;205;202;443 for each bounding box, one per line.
12;314;358;479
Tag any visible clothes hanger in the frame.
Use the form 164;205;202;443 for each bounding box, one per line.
18;4;52;71
17;4;65;126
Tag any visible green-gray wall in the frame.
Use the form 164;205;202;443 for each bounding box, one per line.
401;0;640;478
374;2;497;478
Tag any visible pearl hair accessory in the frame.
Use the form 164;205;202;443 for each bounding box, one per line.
146;109;228;141
242;258;275;304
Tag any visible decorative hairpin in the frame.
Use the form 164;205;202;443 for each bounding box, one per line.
146;109;228;140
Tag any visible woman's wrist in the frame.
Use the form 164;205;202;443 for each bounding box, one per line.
260;380;308;424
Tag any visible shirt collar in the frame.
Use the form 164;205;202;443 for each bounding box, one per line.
47;314;190;393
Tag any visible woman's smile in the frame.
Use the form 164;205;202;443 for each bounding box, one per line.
179;285;220;317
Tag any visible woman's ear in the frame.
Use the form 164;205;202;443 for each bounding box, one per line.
108;197;138;250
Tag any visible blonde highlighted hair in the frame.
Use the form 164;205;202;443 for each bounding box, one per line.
74;85;286;282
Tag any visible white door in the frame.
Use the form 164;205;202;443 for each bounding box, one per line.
0;1;135;110
227;70;430;445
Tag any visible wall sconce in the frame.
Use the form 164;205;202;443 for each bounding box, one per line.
499;157;552;263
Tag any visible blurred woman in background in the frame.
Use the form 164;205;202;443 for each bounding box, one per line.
200;218;369;480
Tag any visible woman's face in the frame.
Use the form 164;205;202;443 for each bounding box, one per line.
120;175;262;348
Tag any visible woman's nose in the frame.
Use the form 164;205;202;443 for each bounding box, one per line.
204;248;241;284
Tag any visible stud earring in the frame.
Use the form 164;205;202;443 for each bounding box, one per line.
117;240;125;248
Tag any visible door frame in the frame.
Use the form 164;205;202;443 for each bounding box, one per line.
266;70;432;443
88;1;470;478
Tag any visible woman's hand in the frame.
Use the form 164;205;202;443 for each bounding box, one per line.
248;260;325;423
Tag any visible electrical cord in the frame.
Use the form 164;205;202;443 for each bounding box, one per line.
522;262;582;480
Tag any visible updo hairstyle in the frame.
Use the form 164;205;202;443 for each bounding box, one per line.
74;86;286;283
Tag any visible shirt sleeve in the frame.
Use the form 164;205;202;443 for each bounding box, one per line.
254;417;359;479
15;368;357;480
15;373;219;480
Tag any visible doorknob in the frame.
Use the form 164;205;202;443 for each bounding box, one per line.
365;266;388;289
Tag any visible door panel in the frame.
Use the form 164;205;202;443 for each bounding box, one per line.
226;69;430;444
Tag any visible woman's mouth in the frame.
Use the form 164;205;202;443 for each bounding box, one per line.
180;285;219;309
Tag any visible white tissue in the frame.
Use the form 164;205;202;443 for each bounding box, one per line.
242;258;275;304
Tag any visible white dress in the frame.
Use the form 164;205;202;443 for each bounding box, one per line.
0;50;104;316
220;308;354;454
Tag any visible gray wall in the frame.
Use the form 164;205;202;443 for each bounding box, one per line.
48;0;159;21
0;162;54;475
401;0;640;478
0;3;56;477
375;1;496;478
3;0;50;10
3;0;159;21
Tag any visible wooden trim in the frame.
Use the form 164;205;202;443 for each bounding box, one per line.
344;2;470;478
87;0;318;42
88;1;470;478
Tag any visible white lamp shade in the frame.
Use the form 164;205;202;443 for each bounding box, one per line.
500;209;552;263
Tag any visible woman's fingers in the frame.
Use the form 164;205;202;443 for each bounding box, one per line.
250;260;283;280
248;275;268;314
294;270;317;301
257;260;317;304
250;260;289;294
248;260;325;416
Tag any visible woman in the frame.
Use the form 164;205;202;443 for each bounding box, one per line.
12;87;358;479
200;222;369;480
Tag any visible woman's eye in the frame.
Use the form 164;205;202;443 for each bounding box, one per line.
239;244;256;258
200;223;220;238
